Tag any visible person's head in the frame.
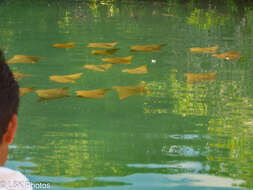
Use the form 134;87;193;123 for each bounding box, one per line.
0;49;19;166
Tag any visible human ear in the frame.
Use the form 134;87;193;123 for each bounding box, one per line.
3;114;18;144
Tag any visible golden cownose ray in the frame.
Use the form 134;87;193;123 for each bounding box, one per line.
35;88;70;101
19;87;35;96
13;71;32;81
184;73;216;83
91;48;120;56
190;46;218;53
102;56;133;64
83;64;112;71
49;72;83;83
76;89;110;98
122;65;148;74
212;51;243;60
87;42;118;48
8;55;41;64
130;44;166;52
53;42;76;48
113;82;150;100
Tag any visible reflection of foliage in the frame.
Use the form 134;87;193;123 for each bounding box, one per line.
57;9;72;34
0;31;14;42
51;180;130;188
88;0;99;17
41;131;89;177
206;79;253;189
144;81;169;114
170;73;209;117
144;63;253;189
87;0;117;18
3;0;253;189
188;9;232;29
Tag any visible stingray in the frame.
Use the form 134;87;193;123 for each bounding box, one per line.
35;87;70;101
50;72;83;83
102;56;133;64
13;71;32;81
113;82;150;100
53;42;76;48
130;13;137;19
184;72;216;83
87;42;118;48
130;44;166;52
122;65;148;74
190;46;218;53
76;89;110;98
8;55;41;64
212;51;243;60
19;87;35;96
83;64;112;71
91;48;119;56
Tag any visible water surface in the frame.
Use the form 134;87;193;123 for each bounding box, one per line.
1;0;253;189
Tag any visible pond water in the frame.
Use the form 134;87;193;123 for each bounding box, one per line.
1;0;253;189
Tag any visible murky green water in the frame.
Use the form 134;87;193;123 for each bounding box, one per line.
1;0;253;189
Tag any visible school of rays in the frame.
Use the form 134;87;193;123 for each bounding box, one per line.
8;42;243;101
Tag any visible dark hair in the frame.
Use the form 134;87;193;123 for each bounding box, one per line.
0;50;19;144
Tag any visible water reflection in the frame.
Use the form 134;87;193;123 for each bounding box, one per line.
97;173;245;190
1;0;253;189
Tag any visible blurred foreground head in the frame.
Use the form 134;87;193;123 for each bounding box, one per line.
0;49;19;166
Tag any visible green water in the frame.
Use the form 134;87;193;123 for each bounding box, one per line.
1;0;253;189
